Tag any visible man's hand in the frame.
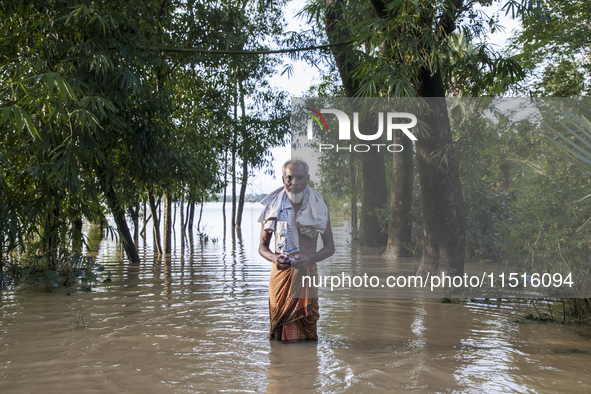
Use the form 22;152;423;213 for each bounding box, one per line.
260;224;292;270
274;253;292;270
289;253;315;270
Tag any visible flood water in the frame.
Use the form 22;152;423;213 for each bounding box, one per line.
1;202;591;393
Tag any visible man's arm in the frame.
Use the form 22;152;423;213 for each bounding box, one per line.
258;224;291;270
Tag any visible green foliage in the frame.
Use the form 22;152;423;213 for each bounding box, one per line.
8;253;108;290
301;0;524;97
442;33;524;96
544;111;591;179
1;0;292;270
300;1;525;258
508;0;591;96
531;108;591;299
444;98;591;269
463;181;512;261
497;163;591;267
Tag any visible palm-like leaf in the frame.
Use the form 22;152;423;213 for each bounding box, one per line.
544;112;591;230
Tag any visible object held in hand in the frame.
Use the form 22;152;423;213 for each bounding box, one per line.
285;254;299;264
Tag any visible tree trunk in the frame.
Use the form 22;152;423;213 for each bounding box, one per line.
359;132;388;247
127;205;139;244
325;0;358;98
184;199;190;233
349;152;358;231
172;202;177;233
197;197;204;233
325;0;388;247
139;212;151;240
99;213;106;239
188;202;195;233
223;150;228;233
231;92;238;229
163;192;172;254
236;79;248;229
172;202;176;249
72;218;83;254
236;157;248;229
45;207;59;270
385;133;413;257
415;71;466;275
141;201;147;239
105;185;140;263
149;193;163;255
180;195;185;251
0;235;4;272
231;142;237;228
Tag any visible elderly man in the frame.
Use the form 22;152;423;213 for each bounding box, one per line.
258;159;335;343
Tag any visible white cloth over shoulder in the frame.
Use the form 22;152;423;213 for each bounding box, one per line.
258;187;329;254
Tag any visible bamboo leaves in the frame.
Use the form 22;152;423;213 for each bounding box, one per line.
545;112;591;174
544;110;591;231
1;0;293;270
0;106;38;138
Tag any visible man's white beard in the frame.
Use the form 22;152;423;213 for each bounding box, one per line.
286;187;307;204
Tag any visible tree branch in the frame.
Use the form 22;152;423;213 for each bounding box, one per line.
138;41;352;56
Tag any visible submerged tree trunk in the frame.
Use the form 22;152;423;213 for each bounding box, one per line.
172;202;176;250
415;72;466;275
141;201;148;239
127;205;139;245
105;185;140;263
355;108;388;247
385;134;413;257
231;93;238;229
172;203;177;233
197;196;204;233
180;195;185;251
236;157;248;229
45;207;60;270
0;236;4;272
231;142;237;228
163;192;172;254
359;134;388;247
349;152;358;231
149;193;163;255
236;79;248;229
222;150;228;234
184;201;190;234
188;202;195;233
72;218;83;254
139;212;151;240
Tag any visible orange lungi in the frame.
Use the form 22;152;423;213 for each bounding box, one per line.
268;262;319;343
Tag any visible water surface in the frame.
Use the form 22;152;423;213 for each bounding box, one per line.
1;202;590;393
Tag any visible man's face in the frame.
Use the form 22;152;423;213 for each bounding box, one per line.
282;162;309;196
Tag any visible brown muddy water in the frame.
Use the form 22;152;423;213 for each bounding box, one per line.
1;202;591;393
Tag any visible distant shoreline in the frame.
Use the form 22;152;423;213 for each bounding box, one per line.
213;194;268;203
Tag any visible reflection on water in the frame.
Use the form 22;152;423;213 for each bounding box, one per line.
1;202;591;393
